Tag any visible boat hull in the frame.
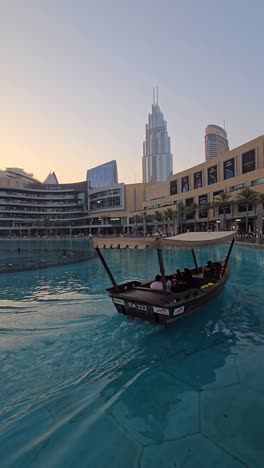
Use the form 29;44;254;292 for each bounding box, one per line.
108;269;229;324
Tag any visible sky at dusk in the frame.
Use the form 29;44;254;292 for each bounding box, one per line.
1;0;264;184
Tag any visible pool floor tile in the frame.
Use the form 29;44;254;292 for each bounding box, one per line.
28;413;141;468
141;434;246;468
201;384;264;467
110;369;199;444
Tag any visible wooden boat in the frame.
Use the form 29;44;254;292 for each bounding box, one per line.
91;231;236;324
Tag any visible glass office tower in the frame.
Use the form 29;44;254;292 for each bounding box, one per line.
87;161;118;189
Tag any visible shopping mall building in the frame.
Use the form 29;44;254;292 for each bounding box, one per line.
0;135;264;237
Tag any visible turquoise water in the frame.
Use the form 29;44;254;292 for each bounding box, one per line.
0;245;264;467
0;239;95;275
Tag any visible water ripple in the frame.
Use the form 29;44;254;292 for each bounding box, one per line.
0;245;264;467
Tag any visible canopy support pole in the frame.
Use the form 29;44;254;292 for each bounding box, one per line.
192;249;198;272
222;237;235;275
95;246;118;289
157;248;167;293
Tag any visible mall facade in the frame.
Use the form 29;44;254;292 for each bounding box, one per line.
0;135;264;237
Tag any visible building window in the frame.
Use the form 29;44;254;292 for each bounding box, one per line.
193;171;202;189
208;165;217;185
219;205;231;215
181;176;189;192
185;197;193;220
251;177;264;186
238;204;253;212
198;194;207;218
213;190;224;199
170;180;177;195
223;158;235;180
242;149;256;174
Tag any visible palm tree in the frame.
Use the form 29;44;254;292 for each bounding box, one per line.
175;202;185;234
133;214;142;235
236;187;259;233
199;202;213;230
154;210;164;233
256;193;264;234
171;208;179;235
184;202;199;232
164;208;175;235
154;210;163;222
39;216;52;236
141;212;147;236
214;192;232;231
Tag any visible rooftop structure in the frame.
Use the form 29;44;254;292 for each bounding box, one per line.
43;172;59;185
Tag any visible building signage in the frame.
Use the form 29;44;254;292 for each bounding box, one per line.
181;176;189;192
193;171;202;189
230;183;244;192
45;185;62;190
170;180;177;195
208;165;217;185
223;158;235;180
199;194;208;218
242;149;256;174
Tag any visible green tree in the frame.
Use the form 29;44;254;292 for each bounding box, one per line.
141;212;147;236
256;193;264;234
146;214;155;223
154;210;164;234
175;202;185;234
164;208;175;235
133;214;142;234
236;187;258;233
199;201;213;230
214;192;232;231
39;216;52;235
154;210;163;221
184;202;199;232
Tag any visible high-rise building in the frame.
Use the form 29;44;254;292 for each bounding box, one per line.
205;124;229;161
142;90;173;183
87;160;118;190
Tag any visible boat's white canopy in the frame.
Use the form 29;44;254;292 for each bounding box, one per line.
92;231;236;249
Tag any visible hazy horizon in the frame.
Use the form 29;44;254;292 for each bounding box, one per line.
1;0;264;184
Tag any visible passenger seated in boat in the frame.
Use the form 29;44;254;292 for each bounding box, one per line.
150;274;163;290
182;268;193;284
171;269;191;292
175;269;183;281
203;261;216;279
214;262;222;278
166;275;172;290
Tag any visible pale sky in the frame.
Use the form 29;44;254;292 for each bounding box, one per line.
1;0;264;184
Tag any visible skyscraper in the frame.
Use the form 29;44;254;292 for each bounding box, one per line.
142;89;173;183
205;124;229;161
